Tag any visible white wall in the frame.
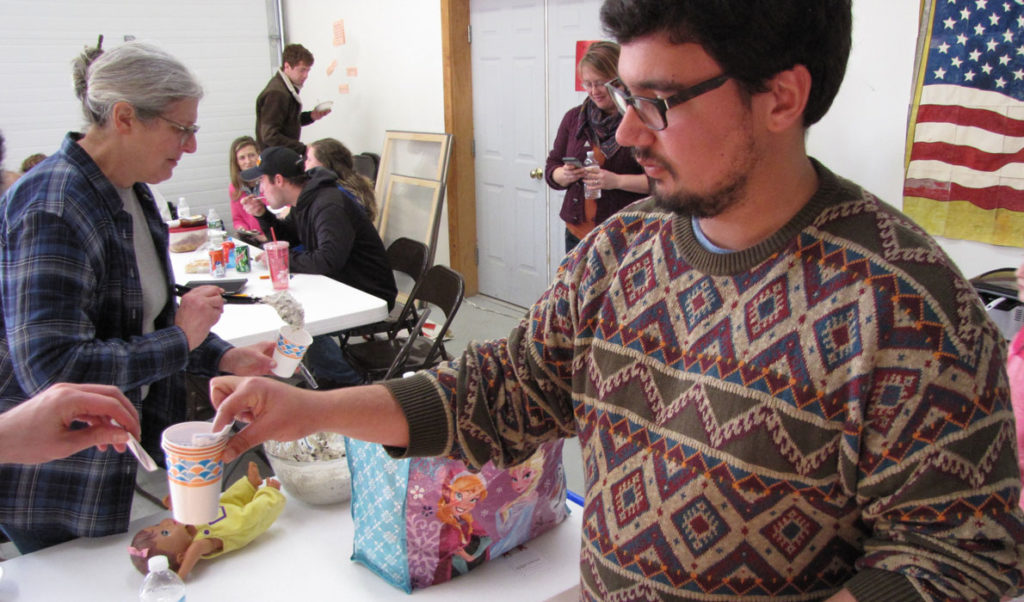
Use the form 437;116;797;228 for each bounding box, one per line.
0;0;274;224
281;0;449;264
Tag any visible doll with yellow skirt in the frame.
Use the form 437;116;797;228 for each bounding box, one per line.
128;461;286;579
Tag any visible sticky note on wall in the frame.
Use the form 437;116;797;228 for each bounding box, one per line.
333;19;346;46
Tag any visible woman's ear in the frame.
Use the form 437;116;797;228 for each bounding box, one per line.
761;64;812;133
110;101;136;135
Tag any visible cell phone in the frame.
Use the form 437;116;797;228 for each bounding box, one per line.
562;156;582;168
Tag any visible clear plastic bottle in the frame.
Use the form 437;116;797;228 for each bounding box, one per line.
207;208;224;231
583;150;601;200
177;197;191;220
139;555;186;602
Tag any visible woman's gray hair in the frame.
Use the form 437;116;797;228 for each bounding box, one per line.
71;40;203;127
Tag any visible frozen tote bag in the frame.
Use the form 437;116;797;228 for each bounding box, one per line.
345;438;569;592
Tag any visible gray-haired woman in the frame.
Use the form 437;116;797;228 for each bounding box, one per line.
0;40;275;553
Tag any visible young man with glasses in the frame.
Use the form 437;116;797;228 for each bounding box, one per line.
210;2;1024;600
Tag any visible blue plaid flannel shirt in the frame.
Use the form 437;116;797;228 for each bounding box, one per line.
0;133;231;538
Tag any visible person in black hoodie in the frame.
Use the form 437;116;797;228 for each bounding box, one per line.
240;146;397;387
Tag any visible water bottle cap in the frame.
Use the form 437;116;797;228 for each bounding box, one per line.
148;555;170;572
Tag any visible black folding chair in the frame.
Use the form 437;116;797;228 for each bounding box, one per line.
343;265;464;381
337;237;430;347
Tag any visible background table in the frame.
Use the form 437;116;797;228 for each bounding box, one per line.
0;497;583;601
169;243;388;346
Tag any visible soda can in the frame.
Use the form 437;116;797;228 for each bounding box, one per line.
209;248;226;277
235;245;251;273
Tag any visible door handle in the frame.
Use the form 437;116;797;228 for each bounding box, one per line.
529;167;543;180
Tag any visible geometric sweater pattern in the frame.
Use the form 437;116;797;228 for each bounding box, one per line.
387;161;1024;601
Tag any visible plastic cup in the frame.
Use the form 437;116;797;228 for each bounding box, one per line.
161;422;229;524
263;241;290;290
271;325;313;378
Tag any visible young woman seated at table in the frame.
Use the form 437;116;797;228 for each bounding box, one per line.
228;136;269;243
305;138;378;223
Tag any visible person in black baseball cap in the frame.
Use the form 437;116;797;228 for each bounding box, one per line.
238;145;396;389
239;145;306;182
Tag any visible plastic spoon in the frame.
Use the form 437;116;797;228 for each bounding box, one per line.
191;423;232;446
111;419;158;472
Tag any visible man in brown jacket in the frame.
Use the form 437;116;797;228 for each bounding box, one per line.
255;44;331;155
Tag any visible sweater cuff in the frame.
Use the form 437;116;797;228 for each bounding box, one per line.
844;569;922;601
381;374;450;458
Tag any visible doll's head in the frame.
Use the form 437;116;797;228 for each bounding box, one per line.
437;472;488;528
128;517;197;575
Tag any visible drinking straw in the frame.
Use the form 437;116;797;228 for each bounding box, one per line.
271;227;278;243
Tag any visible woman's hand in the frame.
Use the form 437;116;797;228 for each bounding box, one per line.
0;383;140;464
583;167;616;191
175;285;224;350
240;194;267;218
217;341;276;376
554;163;584;187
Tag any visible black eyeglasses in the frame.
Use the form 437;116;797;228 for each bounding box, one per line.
155;114;200;146
605;74;730;131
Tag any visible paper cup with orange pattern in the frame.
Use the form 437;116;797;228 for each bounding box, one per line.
161;422;229;524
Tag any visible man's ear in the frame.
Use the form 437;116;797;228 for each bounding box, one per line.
273;174;285;188
761;64;812;133
110;101;136;135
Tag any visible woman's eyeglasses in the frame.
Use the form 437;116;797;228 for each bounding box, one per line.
155;114;200;146
604;74;730;131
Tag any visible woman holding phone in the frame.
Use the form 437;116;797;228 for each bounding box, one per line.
544;41;648;253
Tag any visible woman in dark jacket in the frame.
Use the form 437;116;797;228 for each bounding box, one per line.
545;41;649;253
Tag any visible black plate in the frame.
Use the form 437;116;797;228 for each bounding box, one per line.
183;278;247;294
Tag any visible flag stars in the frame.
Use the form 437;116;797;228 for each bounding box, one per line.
938;41;951;54
958;33;970;45
1018;44;1024;56
988;12;1001;26
946;16;959;29
987;38;1000;51
1006;1;1013;11
1019;15;1024;28
934;66;948;80
975;23;987;35
975;0;987;8
982;62;994;74
1000;53;1012;64
1014;68;1024;79
961;7;973;20
970;48;983;61
996;76;1008;87
952;56;964;68
965;69;977;81
1004;29;1015;43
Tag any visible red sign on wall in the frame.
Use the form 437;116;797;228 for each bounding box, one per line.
574;40;598;92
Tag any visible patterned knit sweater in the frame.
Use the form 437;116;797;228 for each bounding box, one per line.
385;162;1024;601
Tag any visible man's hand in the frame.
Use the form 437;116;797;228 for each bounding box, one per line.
311;107;332;121
240;194;267;218
210;376;325;461
0;383;140;464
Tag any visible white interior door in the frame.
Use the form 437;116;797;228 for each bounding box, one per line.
471;0;606;308
471;0;549;307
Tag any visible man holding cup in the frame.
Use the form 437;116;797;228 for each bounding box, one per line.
240;146;396;388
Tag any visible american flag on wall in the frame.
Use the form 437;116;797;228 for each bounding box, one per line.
903;0;1024;246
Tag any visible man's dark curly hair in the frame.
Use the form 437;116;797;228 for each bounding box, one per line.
600;0;852;126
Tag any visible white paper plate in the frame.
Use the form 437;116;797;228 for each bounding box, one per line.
314;100;333;112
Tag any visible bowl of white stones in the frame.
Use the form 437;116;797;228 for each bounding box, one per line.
263;432;350;505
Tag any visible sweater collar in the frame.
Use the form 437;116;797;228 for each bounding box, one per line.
672;158;844;276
